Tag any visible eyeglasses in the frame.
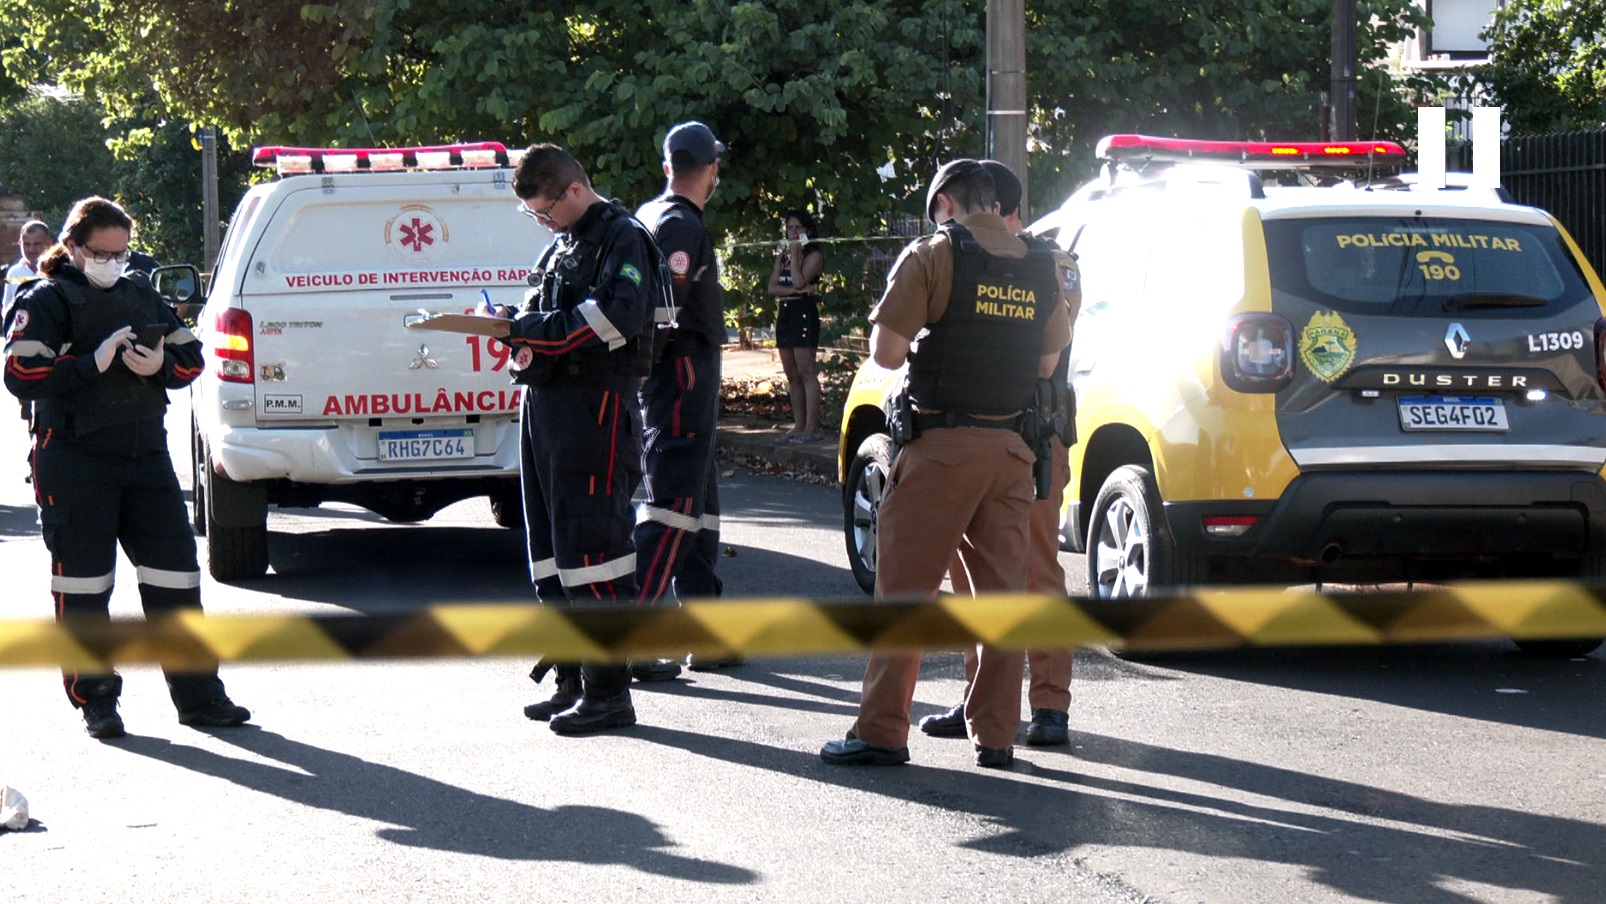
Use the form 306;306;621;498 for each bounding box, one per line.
518;186;569;222
82;245;132;265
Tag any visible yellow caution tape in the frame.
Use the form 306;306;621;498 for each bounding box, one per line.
3;582;1604;669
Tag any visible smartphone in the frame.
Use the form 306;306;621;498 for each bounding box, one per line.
134;324;169;348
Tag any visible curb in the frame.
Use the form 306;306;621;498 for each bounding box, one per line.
716;416;838;478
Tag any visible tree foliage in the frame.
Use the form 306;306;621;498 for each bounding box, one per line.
0;92;120;229
1;0;1427;329
1474;0;1606;133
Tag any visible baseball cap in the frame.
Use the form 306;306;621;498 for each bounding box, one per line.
925;158;987;224
979;160;1022;218
664;121;724;171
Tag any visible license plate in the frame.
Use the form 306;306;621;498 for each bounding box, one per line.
377;428;475;461
1397;395;1509;432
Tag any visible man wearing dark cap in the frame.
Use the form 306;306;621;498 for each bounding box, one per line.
921;159;1082;748
821;159;1072;769
631;121;736;677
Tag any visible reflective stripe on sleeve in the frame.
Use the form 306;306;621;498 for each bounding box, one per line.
558;554;636;587
51;572;116;595
135;565;202;590
577;300;626;350
4;339;56;358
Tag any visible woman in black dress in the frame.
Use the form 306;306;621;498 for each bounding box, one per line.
766;210;825;443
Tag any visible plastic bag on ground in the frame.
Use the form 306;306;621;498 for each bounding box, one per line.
1;786;29;830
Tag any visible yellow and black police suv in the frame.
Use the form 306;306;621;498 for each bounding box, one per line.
838;134;1606;657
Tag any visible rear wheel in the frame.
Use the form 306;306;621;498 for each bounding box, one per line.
203;458;270;582
1513;552;1606;657
489;485;523;529
190;417;207;536
1087;464;1205;598
843;433;893;595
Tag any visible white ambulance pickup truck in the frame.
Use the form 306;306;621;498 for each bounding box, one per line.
190;142;552;580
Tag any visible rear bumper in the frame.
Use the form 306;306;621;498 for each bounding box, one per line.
1167;470;1606;565
214;421;520;485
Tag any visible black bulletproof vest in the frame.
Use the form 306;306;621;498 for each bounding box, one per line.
36;275;171;435
907;224;1058;416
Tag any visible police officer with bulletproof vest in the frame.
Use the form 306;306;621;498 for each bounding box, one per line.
631;121;734;680
498;144;662;735
821;160;1071;769
3;196;251;739
920;159;1082;749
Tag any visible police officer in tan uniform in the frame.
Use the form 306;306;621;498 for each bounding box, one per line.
921;160;1082;747
821;159;1071;769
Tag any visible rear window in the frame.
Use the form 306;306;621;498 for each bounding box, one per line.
1264;216;1594;318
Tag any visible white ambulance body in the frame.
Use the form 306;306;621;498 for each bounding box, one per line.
191;143;551;580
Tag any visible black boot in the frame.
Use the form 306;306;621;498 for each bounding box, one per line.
550;664;636;735
523;665;582;721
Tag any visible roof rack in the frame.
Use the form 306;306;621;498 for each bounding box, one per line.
251;142;513;175
1097;134;1407;170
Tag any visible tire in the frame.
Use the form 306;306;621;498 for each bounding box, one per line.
1086;464;1205;599
489;486;523;529
1514;552;1606;657
190;417;207;536
203;462;270;582
842;433;893;595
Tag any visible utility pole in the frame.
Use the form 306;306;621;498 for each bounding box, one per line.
1329;0;1356;140
986;0;1029;215
200;126;220;275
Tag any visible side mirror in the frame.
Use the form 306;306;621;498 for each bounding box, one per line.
151;264;203;323
152;264;200;304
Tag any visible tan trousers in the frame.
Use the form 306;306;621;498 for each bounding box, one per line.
950;438;1073;713
850;427;1035;750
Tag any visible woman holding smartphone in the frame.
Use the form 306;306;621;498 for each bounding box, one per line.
767;209;826;443
3;196;250;739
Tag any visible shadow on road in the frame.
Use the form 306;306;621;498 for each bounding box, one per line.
116;726;757;884
631;724;1604;904
1134;642;1606;740
0;502;37;540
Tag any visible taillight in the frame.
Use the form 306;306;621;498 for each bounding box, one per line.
1220;313;1294;393
1595;318;1606;395
213;307;254;384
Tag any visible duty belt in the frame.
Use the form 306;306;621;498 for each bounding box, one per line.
911;411;1023;433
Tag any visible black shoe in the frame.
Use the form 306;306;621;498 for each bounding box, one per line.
820;735;910;766
630;659;683;682
549;693;636;735
81;699;125;739
524;666;582;721
1024;708;1070;747
686;654;743;672
918;704;966;738
975;744;1014;769
178;697;251;727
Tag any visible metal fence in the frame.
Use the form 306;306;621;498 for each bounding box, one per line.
1501;129;1606;277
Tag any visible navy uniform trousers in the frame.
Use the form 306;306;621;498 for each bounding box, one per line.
35;435;225;711
634;348;723;603
519;378;644;603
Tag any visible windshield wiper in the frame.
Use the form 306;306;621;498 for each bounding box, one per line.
1442;293;1548;310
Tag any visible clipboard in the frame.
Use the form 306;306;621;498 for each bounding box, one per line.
406;313;511;337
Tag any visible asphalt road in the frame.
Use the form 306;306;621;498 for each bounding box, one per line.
1;396;1603;903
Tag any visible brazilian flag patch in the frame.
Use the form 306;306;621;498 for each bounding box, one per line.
620;263;642;286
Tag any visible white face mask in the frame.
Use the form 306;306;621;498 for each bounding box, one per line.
80;257;124;289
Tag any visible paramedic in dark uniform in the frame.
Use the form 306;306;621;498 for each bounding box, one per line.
3;196;251;739
632;121;735;677
501;143;659;735
921;160;1082;748
820;160;1071;769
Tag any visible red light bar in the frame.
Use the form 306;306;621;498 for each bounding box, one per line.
1098;134;1406;166
251;141;510;171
